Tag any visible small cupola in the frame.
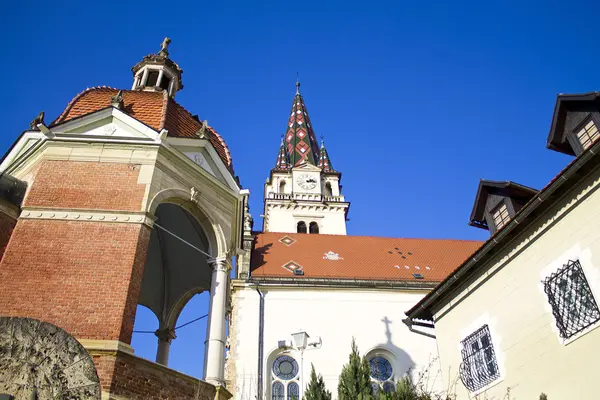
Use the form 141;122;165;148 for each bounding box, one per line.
131;37;183;98
469;180;538;234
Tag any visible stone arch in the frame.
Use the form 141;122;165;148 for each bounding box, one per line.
147;187;226;257
0;317;100;399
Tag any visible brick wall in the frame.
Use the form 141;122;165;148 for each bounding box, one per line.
0;219;151;343
0;209;16;261
24;160;146;211
92;351;232;400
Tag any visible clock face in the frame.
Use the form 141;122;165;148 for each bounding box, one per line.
296;174;318;190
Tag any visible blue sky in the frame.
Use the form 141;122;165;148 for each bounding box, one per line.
3;0;600;379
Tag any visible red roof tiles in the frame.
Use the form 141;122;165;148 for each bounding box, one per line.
250;232;483;282
51;87;233;169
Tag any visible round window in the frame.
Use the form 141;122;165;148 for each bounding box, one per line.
273;355;299;380
369;356;393;381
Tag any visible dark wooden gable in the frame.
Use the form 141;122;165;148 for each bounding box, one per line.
469;180;538;234
547;92;600;156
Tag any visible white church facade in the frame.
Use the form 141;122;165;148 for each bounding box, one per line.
227;82;482;399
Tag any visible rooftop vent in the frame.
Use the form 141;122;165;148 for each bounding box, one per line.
293;269;305;276
413;273;424;279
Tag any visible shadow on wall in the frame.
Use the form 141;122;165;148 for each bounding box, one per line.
368;316;415;381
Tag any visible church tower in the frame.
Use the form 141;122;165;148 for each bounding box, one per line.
263;81;349;235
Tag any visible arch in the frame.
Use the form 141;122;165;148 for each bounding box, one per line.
309;221;319;234
147;187;226;257
265;349;301;400
297;221;307;233
279;180;287;194
364;346;407;394
324;181;333;197
0;317;101;399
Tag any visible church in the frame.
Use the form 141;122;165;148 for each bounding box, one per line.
1;37;597;400
228;80;481;399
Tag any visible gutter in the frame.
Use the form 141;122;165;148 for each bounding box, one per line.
402;318;436;339
247;277;438;291
255;284;265;400
406;141;600;322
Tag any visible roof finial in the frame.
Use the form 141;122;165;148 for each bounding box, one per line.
280;133;285;145
296;72;300;95
159;37;171;57
320;135;325;148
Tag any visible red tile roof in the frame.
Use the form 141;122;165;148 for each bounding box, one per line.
250;232;483;282
51;87;233;169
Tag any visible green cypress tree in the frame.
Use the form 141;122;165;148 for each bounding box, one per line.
337;338;374;400
304;364;332;400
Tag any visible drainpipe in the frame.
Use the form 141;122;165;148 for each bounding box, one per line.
255;285;265;399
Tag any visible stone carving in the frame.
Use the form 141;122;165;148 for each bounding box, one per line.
191;187;200;204
159;37;171;57
196;120;210;139
0;317;101;399
243;199;254;233
29;111;44;130
110;90;124;109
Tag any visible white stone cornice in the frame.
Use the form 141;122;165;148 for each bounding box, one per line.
78;339;135;355
20;208;154;227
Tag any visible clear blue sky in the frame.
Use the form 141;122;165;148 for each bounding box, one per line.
3;0;600;379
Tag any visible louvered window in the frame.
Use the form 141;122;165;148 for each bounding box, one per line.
459;325;500;392
492;203;510;230
576;120;600;150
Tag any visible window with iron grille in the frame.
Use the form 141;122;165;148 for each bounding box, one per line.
459;325;500;392
491;202;510;230
576;120;600;150
543;260;600;340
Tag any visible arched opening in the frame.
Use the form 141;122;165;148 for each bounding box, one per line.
265;351;301;400
324;182;333;197
279;180;287;194
134;201;215;375
297;221;307;233
309;221;319;234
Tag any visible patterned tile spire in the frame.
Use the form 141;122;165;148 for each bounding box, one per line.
274;137;290;169
282;80;320;166
317;138;334;171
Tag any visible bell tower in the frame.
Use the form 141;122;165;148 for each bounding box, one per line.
263;81;349;235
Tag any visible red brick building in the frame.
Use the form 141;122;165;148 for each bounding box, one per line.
0;38;244;399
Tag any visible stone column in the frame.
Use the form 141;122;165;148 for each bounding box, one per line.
155;328;176;366
204;257;230;386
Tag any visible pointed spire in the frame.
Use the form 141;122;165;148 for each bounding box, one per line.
274;136;290;169
296;73;301;95
280;80;320;167
317;137;334;172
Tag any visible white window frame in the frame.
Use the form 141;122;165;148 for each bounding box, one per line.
269;354;301;400
576;120;599;151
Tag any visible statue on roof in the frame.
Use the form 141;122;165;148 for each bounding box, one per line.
29;111;45;130
158;37;171;57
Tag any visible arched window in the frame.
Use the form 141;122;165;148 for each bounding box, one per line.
271;355;300;400
309;222;319;234
369;355;395;394
297;221;307;233
324;182;333;197
279;180;286;194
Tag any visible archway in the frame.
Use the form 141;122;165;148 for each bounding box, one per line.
134;202;215;370
0;317;101;399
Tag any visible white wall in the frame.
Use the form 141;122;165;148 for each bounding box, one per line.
264;205;347;235
229;285;442;399
432;167;600;399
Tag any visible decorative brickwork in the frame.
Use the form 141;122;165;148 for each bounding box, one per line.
0;219;151;343
24;160;147;211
